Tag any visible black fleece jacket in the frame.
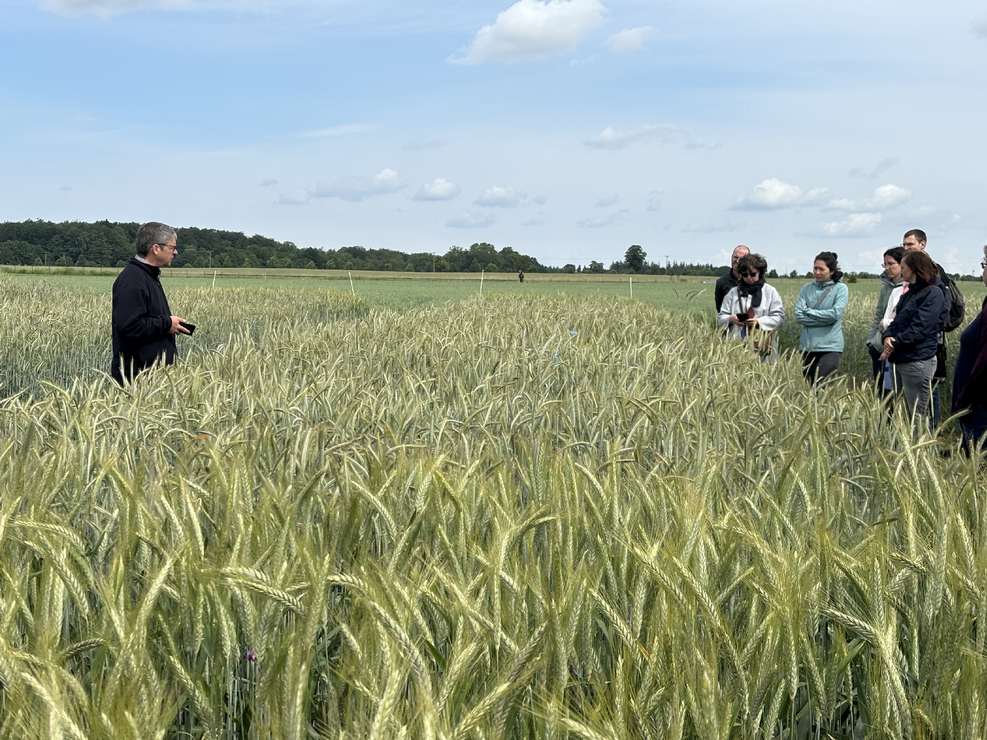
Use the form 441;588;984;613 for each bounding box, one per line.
111;257;176;384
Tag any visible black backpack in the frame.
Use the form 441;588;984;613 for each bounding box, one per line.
937;264;965;332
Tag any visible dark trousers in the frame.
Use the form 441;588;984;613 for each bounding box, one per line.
960;408;987;456
802;351;842;385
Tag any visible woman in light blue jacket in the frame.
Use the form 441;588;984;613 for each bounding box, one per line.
795;251;849;384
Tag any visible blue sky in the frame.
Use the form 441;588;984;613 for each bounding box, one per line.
2;0;986;273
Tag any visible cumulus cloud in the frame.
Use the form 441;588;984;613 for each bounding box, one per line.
447;212;497;228
818;213;883;237
584;124;679;149
413;178;461;201
848;157;899;179
824;184;912;212
972;14;987;38
606;26;652;52
403;137;450;152
681;221;745;234
449;0;605;64
733;178;807;210
475;185;543;208
595;194;620;207
312;168;405;202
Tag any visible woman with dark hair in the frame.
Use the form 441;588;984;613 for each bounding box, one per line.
866;247;905;388
717;252;785;361
795;251;849;384
880;249;947;425
952;245;987;453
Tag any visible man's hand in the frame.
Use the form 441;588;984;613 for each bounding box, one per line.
170;316;191;335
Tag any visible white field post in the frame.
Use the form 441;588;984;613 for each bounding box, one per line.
629;276;633;298
212;270;217;288
480;270;484;295
349;271;355;294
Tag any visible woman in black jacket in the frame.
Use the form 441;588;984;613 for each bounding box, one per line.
880;250;948;426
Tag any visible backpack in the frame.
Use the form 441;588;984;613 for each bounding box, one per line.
938;265;965;332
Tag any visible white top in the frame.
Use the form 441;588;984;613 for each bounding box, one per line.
880;283;907;332
717;283;786;338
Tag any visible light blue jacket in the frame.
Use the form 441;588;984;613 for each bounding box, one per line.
795;280;849;352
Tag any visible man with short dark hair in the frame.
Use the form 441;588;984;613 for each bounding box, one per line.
900;228;959;429
715;244;750;313
111;221;190;384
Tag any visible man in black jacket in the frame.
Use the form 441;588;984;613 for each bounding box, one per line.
111;221;190;384
714;244;750;313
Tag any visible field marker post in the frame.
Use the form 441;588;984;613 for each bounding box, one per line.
629;276;633;298
480;270;484;295
348;271;355;294
212;271;217;288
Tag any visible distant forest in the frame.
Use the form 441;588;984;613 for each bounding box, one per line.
1;219;735;276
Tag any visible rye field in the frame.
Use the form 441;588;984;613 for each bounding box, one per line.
1;271;987;739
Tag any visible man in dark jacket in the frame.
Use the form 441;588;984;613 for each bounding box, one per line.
111;221;190;384
715;245;750;314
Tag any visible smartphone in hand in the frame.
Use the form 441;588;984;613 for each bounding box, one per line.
179;321;196;335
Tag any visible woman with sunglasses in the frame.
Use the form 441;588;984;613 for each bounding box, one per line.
795;251;849;384
717;252;785;361
952;246;987;453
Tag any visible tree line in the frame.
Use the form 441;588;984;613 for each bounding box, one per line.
0;220;556;273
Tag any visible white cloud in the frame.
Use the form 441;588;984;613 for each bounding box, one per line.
403;137;450;152
413;178;461;201
801;188;832;205
733;178;805;210
298;123;377;138
681;221;745;234
595;194;619;207
606;26;652;52
447;212;497;228
819;212;883;237
972;14;987;38
475;185;542;207
449;0;605;65
824;183;911;212
868;183;912;210
585;124;680;149
312;168;404;202
277;190;310;206
577;210;628;228
44;0;191;14
848;157;899;179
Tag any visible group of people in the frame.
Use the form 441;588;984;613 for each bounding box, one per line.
715;231;987;451
112;222;987;451
716;246;848;384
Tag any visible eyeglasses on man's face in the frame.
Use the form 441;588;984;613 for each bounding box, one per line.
981;260;987;270
155;243;178;253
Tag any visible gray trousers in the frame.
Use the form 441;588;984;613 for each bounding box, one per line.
892;357;937;424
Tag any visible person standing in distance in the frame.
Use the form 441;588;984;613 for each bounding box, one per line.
111;221;191;385
714;244;750;314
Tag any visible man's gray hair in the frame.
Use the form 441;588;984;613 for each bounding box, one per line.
136;222;177;257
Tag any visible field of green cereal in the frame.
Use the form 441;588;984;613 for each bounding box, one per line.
1;270;986;739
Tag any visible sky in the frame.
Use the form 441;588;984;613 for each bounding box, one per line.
2;0;987;274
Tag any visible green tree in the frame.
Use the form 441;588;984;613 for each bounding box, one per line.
625;244;646;273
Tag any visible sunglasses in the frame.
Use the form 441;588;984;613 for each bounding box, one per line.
739;270;758;278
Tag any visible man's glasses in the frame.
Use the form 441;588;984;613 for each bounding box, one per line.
155;243;178;252
981;260;987;269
